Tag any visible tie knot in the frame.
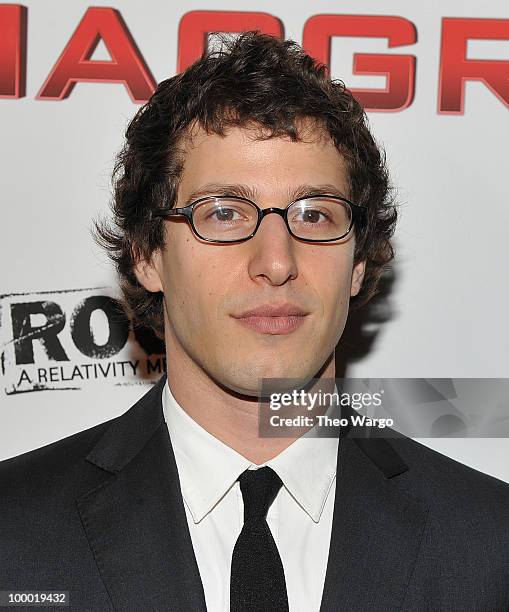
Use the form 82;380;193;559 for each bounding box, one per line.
238;466;283;524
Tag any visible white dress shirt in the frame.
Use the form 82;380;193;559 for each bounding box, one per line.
162;381;339;612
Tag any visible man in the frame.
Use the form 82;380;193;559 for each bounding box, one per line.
1;31;508;612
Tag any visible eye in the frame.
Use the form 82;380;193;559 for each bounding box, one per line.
207;207;246;222
291;207;332;224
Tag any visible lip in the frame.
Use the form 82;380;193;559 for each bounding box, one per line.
233;303;309;318
231;303;309;335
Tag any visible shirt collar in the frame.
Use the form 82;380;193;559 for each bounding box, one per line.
162;380;338;524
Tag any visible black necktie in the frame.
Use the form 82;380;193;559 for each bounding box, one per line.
230;466;289;612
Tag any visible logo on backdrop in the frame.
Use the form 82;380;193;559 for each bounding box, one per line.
0;287;166;394
1;6;508;114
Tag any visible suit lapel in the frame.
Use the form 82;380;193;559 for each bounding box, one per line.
76;375;206;612
320;409;429;611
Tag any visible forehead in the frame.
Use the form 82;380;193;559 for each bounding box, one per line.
177;119;350;201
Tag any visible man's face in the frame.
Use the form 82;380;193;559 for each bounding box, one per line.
140;121;365;396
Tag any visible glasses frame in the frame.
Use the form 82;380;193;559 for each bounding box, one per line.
151;194;367;244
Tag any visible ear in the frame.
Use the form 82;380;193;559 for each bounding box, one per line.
133;248;163;293
350;259;366;297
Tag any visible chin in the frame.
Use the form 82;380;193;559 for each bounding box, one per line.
219;359;319;398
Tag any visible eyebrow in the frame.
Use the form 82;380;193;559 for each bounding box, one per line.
184;183;349;204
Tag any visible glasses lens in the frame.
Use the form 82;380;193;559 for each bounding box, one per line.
192;197;258;241
288;197;353;240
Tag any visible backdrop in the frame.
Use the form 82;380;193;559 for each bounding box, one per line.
1;0;508;482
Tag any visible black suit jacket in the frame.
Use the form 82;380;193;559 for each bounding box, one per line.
1;374;508;611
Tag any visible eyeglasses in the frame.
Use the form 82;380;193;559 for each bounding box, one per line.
151;194;367;244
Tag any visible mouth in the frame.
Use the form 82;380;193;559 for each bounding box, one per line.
231;303;310;335
232;314;308;335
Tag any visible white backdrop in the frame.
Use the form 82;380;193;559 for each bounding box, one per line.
1;0;508;482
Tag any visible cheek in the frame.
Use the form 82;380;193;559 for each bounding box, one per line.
162;243;223;327
160;233;198;317
309;249;355;309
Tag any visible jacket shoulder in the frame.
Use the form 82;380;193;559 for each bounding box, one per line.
390;435;509;514
0;418;115;494
0;378;165;499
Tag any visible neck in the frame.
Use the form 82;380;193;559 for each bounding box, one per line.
163;327;336;465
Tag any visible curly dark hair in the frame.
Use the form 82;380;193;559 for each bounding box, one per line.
95;31;397;338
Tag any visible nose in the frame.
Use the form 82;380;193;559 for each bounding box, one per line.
246;208;298;286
